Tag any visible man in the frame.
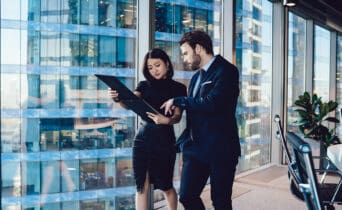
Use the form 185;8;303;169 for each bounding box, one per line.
161;30;241;210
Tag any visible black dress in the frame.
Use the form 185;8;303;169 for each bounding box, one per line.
133;79;187;192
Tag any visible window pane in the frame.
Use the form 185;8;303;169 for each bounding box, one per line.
1;29;21;65
1;0;20;20
61;160;79;192
41;161;61;194
22;161;40;195
40;31;61;66
24;0;41;21
1;118;21;154
287;13;306;132
40;74;60;109
313;25;330;101
61;33;79;67
336;34;342;138
154;0;223;204
1;161;21;197
79;35;98;67
99;36;116;67
41;0;61;23
235;0;273;172
61;0;79;24
21;118;40;153
26;30;41;65
1;73;21;109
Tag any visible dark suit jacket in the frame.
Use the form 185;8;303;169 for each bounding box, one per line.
174;55;241;163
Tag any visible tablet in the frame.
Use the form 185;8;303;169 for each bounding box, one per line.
95;74;160;121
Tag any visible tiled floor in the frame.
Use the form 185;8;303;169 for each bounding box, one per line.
156;164;342;210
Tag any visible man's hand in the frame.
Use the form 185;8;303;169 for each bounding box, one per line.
161;98;175;115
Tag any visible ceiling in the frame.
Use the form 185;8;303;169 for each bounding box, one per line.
279;0;342;31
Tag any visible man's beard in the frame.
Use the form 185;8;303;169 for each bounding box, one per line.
183;54;201;71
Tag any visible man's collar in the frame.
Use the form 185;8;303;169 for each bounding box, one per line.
201;56;216;72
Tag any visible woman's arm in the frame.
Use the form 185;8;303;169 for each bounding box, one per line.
146;107;183;125
108;88;141;109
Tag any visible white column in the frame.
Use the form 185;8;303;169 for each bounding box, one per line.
136;1;155;209
271;2;285;164
222;0;234;62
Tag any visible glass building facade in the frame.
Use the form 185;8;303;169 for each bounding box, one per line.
336;34;342;138
1;0;138;209
287;12;306;132
313;25;331;102
1;0;341;210
235;0;273;171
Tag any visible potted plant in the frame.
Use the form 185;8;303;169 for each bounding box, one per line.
293;91;340;147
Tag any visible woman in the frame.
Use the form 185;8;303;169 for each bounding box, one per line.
109;48;187;210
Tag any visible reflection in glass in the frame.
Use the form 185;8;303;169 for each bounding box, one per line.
40;31;61;66
153;1;222;205
22;161;40;195
116;195;135;210
26;30;41;65
1;73;21;109
80;159;114;190
117;0;136;29
1;29;21;65
61;0;79;24
115;157;134;187
313;25;330;101
1;0;21;20
1;118;21;153
41;161;61;194
60;75;80;108
61;160;79;192
99;36;116;67
1;161;21;197
287;13;306;132
26;0;41;21
41;0;61;23
1;0;139;208
40;74;61;109
61;33;79;66
80;200;106;210
155;0;222;70
80;35;98;67
336;35;342;138
22;118;40;152
235;0;273;172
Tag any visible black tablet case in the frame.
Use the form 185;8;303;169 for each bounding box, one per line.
95;74;160;121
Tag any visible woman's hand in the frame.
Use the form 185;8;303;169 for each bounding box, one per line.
108;88;120;102
146;112;170;125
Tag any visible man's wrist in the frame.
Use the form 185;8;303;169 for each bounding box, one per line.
173;97;185;106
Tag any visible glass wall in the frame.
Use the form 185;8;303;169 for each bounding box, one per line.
235;0;273;172
153;0;223;203
287;12;306;132
313;25;331;101
336;34;342;138
1;0;137;209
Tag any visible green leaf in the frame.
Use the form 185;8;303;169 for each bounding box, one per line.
324;117;340;123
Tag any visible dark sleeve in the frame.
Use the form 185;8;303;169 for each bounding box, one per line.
135;81;147;94
174;83;187;98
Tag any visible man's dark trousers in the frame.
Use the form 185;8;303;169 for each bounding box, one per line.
179;151;238;210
